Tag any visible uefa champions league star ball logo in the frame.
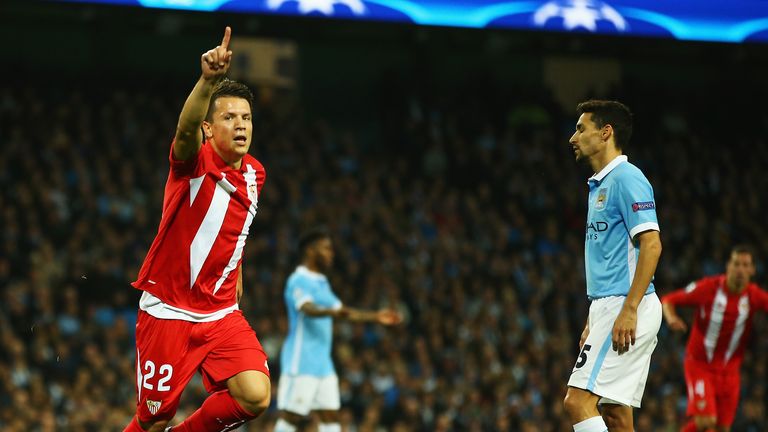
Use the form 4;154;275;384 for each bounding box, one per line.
266;0;366;15
533;0;627;32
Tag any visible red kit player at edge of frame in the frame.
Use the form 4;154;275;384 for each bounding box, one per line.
123;27;271;432
661;245;768;432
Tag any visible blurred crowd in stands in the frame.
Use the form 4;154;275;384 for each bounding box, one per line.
1;74;767;432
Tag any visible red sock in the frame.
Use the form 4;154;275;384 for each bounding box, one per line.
173;390;257;432
123;417;145;432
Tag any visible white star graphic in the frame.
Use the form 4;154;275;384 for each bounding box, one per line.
562;0;599;31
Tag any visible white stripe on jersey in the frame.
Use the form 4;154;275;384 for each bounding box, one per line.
136;348;143;403
140;291;237;321
213;212;251;295
704;288;727;362
190;174;205;205
627;236;637;287
213;166;258;295
244;164;259;214
290;316;305;375
190;176;233;288
725;294;750;362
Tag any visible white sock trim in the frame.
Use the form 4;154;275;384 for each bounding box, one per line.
274;418;297;432
573;416;608;432
318;423;341;432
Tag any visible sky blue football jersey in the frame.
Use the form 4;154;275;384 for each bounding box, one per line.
280;266;342;376
585;156;660;299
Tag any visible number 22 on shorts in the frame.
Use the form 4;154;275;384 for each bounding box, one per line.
141;360;174;391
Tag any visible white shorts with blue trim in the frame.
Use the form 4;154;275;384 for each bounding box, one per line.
277;374;340;415
567;292;661;408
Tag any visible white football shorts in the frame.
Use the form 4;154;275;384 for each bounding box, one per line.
277;374;340;415
567;292;662;408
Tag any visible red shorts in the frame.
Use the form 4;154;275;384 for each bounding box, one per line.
133;310;269;422
684;359;740;427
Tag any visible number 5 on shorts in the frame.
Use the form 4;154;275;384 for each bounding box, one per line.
575;344;592;369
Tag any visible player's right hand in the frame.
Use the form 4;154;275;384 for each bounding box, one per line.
201;26;233;80
665;315;688;332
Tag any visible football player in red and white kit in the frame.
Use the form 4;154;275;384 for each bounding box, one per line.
662;245;768;432
123;27;270;432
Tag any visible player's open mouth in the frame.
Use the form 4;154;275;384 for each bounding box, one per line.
234;135;247;144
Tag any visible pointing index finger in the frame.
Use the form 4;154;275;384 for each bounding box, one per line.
221;26;232;50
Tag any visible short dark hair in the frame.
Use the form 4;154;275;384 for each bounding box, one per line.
205;79;255;122
576;100;633;150
298;227;331;258
731;244;756;260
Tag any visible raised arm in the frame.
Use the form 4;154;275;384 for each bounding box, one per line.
173;26;233;161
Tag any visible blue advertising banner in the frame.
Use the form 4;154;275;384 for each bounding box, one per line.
55;0;768;43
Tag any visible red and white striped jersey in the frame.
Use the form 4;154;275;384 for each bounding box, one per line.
662;275;768;371
132;140;265;318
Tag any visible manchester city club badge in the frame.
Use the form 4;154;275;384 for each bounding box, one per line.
595;188;607;210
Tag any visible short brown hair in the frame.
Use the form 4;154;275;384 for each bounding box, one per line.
576;100;633;150
205;79;255;122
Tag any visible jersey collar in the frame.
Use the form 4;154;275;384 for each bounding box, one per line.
296;265;326;280
206;139;249;172
587;155;627;185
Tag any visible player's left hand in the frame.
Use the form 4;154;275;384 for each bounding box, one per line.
612;306;637;355
377;309;403;326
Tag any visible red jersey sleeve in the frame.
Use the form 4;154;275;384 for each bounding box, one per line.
749;285;768;312
252;158;266;194
168;139;201;178
661;279;712;306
